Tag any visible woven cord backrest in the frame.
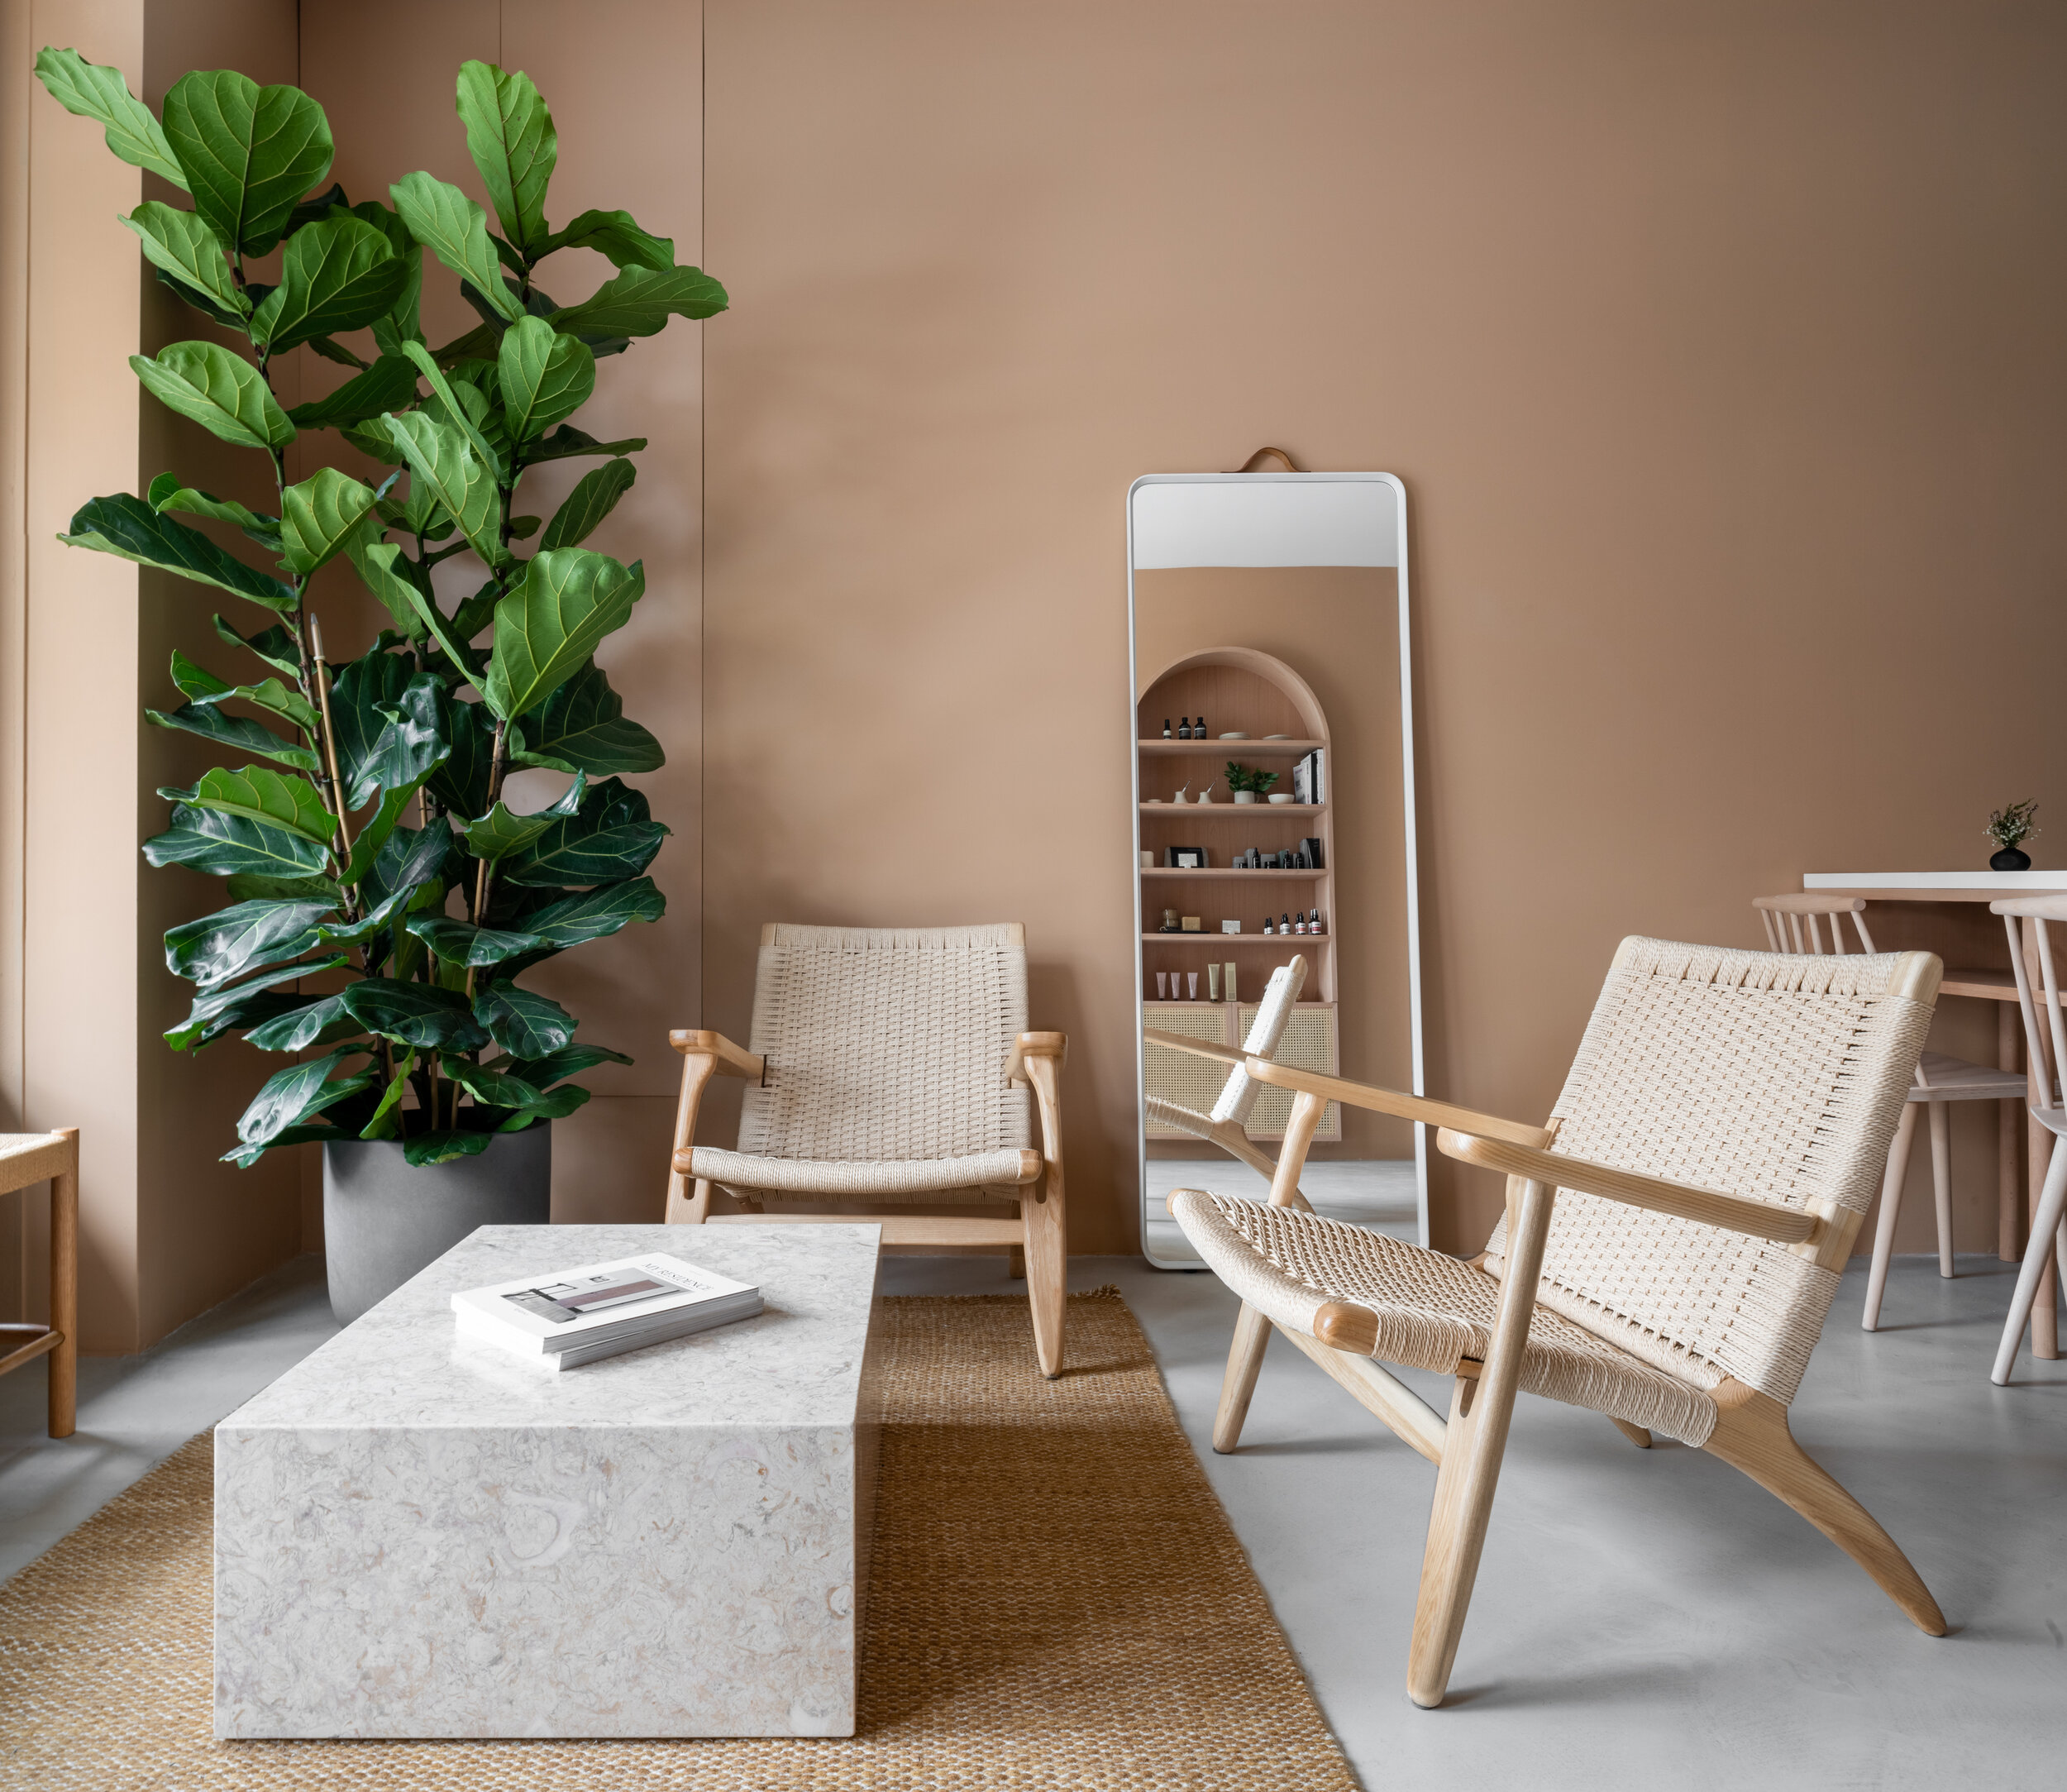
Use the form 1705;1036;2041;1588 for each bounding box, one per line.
1486;938;1933;1407
1211;954;1310;1126
738;924;1033;1161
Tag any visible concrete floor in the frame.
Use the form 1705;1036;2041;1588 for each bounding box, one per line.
3;1245;2063;1789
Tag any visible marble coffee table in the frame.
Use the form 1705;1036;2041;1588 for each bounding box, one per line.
213;1223;881;1739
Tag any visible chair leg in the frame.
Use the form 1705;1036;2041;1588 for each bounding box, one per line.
49;1130;78;1441
1992;1135;2067;1386
1021;1189;1066;1379
1927;1102;1954;1278
1862;1104;1920;1330
1609;1417;1652;1449
1406;1177;1554;1708
1703;1382;1945;1635
1008;1245;1025;1279
1212;1302;1272;1453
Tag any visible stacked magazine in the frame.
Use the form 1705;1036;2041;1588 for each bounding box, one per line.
451;1252;763;1371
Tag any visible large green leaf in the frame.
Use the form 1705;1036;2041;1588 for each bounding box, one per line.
186;766;337;844
243;992;358;1052
455;60;556;257
337;778;433;888
225;872;338;903
312;872;418;946
147;474;279;549
145;701;317;771
402;1129;496;1167
287;355;418;429
501;777;666;887
251;217;409;351
33;49;188;189
461;772;586;862
497;318;594;442
426;699;501;815
59;495;296;611
329;656;450;809
169;651;317;730
549;265;728;340
402;341;506;477
212;614;300;676
537;458;635;556
120;202;241;318
542;208;673;271
160;69;333;257
165;956;346;1052
521;875;666;949
510;661;661;777
381;410;504;566
346;538;434;642
527;425;648;464
389;171;524;323
144;802;328;879
472;980;576;1058
338;979;489;1051
356;1045;417;1140
360;824;451;911
407;915;547;968
230;1046;372;1156
130;342;295;452
279;466;380;575
481;550;644;721
498;1041;633;1087
165;897;334;988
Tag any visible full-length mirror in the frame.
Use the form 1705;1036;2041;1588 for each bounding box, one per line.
1129;473;1422;1266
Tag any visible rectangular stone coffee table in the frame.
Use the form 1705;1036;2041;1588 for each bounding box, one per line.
214;1223;881;1739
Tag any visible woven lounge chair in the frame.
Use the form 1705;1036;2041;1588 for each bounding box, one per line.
1142;954;1310;1201
665;923;1068;1374
1169;936;1946;1708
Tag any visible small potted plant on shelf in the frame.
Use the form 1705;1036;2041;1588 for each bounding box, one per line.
1224;762;1279;805
1986;800;2040;872
36;50;726;1322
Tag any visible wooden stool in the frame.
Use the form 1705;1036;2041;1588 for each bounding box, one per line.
0;1130;79;1437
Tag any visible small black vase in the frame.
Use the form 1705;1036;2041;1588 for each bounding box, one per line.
1990;846;2031;872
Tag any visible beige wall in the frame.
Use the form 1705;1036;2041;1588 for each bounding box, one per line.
704;0;2067;1253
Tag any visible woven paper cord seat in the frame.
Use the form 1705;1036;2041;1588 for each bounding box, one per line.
686;1144;1038;1197
1173;1194;1720;1445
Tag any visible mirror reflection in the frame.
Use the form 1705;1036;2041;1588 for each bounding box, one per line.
1129;476;1420;1266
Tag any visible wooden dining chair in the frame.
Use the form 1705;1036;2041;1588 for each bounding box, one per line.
664;923;1068;1375
1755;894;2026;1328
0;1129;79;1438
1986;896;2067;1385
1142;954;1310;1203
1168;937;1945;1708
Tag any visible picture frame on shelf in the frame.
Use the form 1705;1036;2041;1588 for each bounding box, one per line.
1167;846;1206;869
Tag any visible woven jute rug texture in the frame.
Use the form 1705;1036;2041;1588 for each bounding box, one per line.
0;1287;1358;1790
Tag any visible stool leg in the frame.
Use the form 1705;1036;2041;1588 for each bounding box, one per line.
1993;1135;2067;1385
1864;1104;1918;1331
1999;1007;2021;1263
50;1129;78;1440
1928;1103;1954;1278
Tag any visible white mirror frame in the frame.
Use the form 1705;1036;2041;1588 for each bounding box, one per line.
1126;471;1426;1264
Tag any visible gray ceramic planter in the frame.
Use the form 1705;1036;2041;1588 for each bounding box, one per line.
322;1125;552;1326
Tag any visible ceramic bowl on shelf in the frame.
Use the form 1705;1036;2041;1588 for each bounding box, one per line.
1267;792;1294;805
1218;730;1250;740
1264;733;1293;739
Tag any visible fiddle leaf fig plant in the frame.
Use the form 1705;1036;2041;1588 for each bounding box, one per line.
37;49;726;1166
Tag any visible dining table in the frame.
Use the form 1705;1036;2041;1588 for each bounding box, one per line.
1802;871;2066;1359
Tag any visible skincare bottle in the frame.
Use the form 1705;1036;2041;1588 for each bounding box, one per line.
1196;714;1206;739
1309;908;1325;934
1178;717;1192;739
1263;915;1274;935
1162;718;1172;739
1280;913;1292;937
1292;912;1306;934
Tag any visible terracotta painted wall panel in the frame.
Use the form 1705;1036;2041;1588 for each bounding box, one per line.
703;0;2067;1253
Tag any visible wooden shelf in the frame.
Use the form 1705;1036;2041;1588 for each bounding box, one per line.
1142;933;1332;946
1139;803;1324;816
1138;738;1324;756
1142;867;1320;878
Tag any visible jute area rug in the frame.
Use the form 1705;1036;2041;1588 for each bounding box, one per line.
0;1288;1358;1790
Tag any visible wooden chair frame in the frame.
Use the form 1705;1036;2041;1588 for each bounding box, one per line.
1194;962;1945;1709
0;1129;79;1438
664;927;1069;1377
1988;895;2067;1384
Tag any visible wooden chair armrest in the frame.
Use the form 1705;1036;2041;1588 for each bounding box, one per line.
1245;1058;1554;1148
669;1029;766;1082
1006;1030;1068;1086
1434;1128;1817;1245
1141;1026;1245;1068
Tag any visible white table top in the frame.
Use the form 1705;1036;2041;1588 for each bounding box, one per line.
223;1224;882;1433
1803;872;2067;900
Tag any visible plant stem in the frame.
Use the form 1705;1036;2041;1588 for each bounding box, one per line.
309;614;357;873
463;720;513;1001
